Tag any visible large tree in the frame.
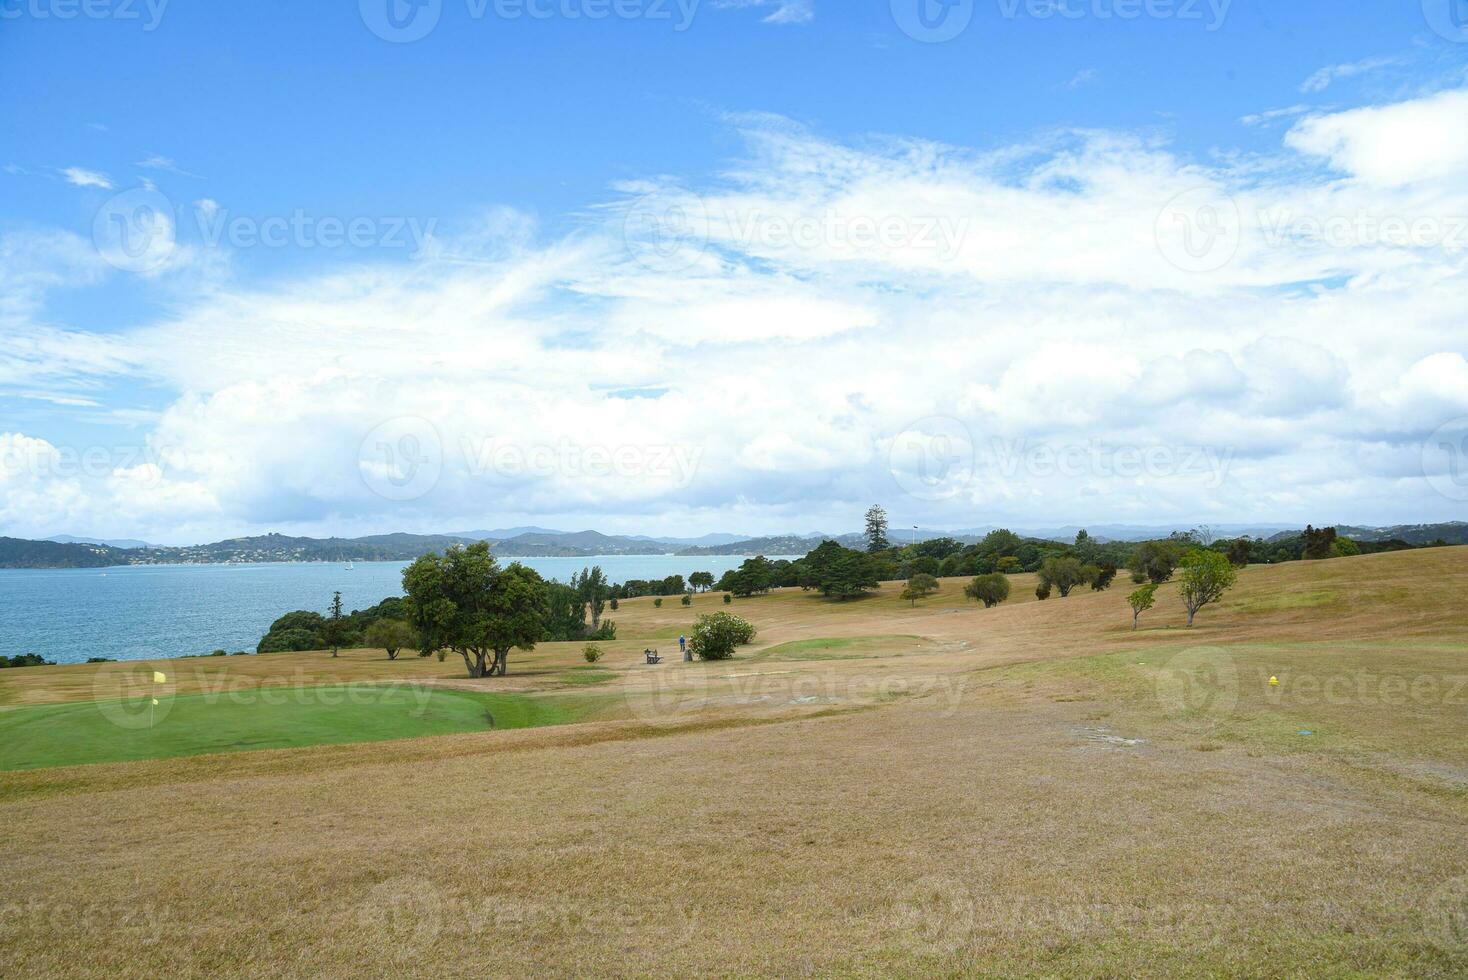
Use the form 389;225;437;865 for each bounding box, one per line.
1039;557;1087;598
864;505;890;553
402;543;550;678
1129;539;1185;584
572;566;609;630
801;540;880;600
689;571;715;592
321;591;351;658
1178;549;1239;627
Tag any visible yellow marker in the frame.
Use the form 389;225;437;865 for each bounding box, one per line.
153;671;166;684
1269;676;1279;686
152;698;159;706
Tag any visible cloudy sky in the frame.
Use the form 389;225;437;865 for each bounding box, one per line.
2;1;1467;544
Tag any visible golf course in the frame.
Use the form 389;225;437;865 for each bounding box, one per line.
2;546;1466;976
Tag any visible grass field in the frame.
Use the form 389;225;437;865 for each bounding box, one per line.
0;685;596;770
1;547;1466;976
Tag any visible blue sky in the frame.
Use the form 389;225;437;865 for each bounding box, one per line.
2;0;1468;542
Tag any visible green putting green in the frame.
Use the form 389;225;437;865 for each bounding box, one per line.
0;683;591;771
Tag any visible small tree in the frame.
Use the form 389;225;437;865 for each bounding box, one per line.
1035;582;1052;601
653;597;663;608
1178;549;1239;627
321;592;350;658
1127;584;1158;630
680;593;692;607
723;593;732;605
582;643;603;663
689;612;757;661
964;573;1011;609
609;597;620;611
1039;557;1087;598
364;618;417;660
901;573;941;606
1089;563;1118;592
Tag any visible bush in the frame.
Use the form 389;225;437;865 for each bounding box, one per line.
0;653;56;669
680;594;692;606
964;573;1011;608
591;620;617;641
653;598;663;608
582;643;604;663
609;597;619;611
211;649;228;657
86;657;117;663
723;593;732;604
1035;582;1052;601
689;612;757;661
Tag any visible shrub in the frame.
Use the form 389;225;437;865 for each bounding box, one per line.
901;573;941;606
1089;563;1118;592
680;594;692;606
86;657;117;663
582;643;604;664
592;620;617;641
211;650;228;657
0;653;56;669
609;597;619;611
1035;582;1052;601
689;612;757;661
653;597;663;608
723;593;732;604
964;573;1011;608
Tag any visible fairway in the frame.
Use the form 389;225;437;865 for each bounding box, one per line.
0;684;590;770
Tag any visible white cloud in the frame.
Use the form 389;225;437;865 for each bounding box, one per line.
1300;56;1402;94
1286;88;1468;186
714;0;813;24
9;88;1468;539
61;167;113;189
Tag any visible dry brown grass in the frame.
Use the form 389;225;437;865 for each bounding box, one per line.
2;548;1467;977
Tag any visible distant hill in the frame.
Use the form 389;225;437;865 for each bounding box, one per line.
0;537;130;568
1338;522;1468;545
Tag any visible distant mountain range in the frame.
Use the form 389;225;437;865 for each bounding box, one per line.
4;522;1464;569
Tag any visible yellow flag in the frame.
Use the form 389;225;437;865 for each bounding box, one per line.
153;671;166;684
152;698;160;706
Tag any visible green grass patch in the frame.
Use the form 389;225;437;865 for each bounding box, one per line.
555;670;618;686
1235;589;1339;614
0;684;595;771
751;635;929;662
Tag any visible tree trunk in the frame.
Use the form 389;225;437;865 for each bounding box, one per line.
1132;611;1139;630
1186;607;1196;627
387;649;399;661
